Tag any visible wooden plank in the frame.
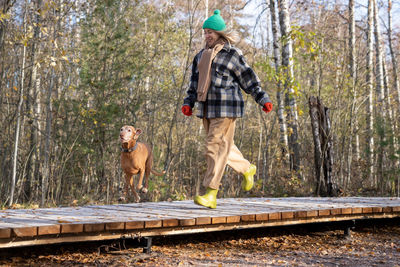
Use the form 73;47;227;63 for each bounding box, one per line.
393;206;400;212
223;201;304;213
211;217;227;224
295;210;318;218
241;214;255;222
372;207;383;213
0;215;61;229
97;203;239;226
5;206;152;229
79;206;166;223
84;224;105;232
295;211;308;218
362;207;373;213
211;207;265;219
38;225;60;236
306;210;318;217
318;209;330;216
13;227;37;237
226;216;240;223
330;208;341;215
341;208;352;215
196;217;211;225
105;222;125;230
352;207;363;214
0;229;11;239
268;212;281;220
93;205;186;221
145;220;162;228
163;219;179;227
281;211;294;220
125;221;144;230
179;219;196;226
3;207;119;226
382;207;392;213
61;224;84;234
256;213;269;221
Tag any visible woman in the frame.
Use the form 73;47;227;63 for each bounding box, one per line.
182;10;273;209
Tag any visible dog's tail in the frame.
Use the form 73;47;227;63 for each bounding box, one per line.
151;169;166;176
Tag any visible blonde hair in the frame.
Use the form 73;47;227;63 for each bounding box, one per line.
216;30;239;45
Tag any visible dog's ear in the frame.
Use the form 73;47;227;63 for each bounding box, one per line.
134;129;142;139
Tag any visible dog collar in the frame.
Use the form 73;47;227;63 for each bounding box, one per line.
120;142;138;153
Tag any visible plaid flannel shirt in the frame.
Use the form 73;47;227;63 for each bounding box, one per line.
183;43;271;118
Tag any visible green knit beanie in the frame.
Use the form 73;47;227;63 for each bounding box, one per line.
202;10;226;31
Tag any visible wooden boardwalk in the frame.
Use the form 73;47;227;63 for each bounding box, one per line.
1;197;400;248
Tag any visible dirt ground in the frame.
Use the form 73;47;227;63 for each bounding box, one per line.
1;219;399;267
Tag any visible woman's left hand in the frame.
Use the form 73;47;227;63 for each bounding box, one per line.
263;102;273;113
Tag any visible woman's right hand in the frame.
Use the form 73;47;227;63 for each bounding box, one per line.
262;102;273;113
181;105;193;116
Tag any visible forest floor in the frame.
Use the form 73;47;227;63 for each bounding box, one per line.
1;219;400;267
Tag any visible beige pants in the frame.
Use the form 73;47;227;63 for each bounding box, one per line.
202;118;251;189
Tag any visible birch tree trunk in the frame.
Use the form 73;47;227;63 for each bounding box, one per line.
269;0;289;162
366;0;375;187
387;0;400;196
373;0;385;189
10;3;27;206
346;0;356;189
41;67;54;207
382;51;399;195
278;0;300;172
26;0;42;202
387;0;400;122
309;97;323;195
41;17;57;207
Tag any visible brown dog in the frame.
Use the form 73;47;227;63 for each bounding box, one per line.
120;125;165;202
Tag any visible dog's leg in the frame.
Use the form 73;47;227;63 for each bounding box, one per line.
137;169;145;193
119;175;130;202
127;173;140;203
142;159;151;193
139;169;149;193
140;153;154;194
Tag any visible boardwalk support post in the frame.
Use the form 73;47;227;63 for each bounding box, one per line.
140;237;152;253
119;236;152;253
344;220;356;237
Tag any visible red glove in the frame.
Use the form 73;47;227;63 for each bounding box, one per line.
181;105;192;116
263;102;273;113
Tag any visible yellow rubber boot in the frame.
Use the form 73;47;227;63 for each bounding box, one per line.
242;164;256;191
194;188;218;209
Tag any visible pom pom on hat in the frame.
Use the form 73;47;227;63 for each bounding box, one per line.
202;9;226;31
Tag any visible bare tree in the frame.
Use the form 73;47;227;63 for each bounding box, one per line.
41;4;60;207
346;0;357;189
382;55;398;180
277;0;300;172
373;0;386;188
10;1;27;206
387;0;399;121
25;0;42;202
269;0;289;162
366;0;375;187
387;0;400;196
